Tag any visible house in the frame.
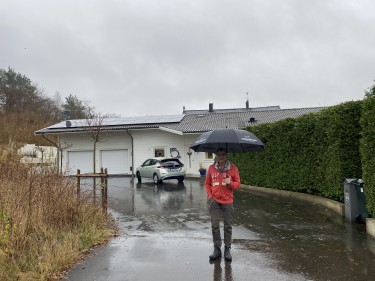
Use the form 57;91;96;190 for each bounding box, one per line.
34;103;324;176
18;143;57;164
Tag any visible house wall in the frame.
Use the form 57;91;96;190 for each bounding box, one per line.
132;129;185;169
60;132;132;174
18;144;57;164
181;134;214;174
59;129;212;176
132;130;214;175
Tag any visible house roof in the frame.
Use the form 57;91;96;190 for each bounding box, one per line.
183;105;281;115
34;115;185;135
34;106;325;135
163;107;324;133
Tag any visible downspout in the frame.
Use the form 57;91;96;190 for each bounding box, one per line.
126;129;134;183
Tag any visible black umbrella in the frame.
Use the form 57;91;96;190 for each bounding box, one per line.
190;128;264;153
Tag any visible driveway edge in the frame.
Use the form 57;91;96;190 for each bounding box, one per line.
241;185;345;217
366;218;375;238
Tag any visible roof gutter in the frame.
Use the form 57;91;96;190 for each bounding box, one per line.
41;133;58;147
158;126;183;135
34;125;162;135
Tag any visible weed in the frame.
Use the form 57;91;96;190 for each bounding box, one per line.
0;144;114;280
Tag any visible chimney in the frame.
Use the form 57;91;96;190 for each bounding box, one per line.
246;100;249;110
209;103;213;112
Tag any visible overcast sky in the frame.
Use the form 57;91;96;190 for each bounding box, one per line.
1;0;375;117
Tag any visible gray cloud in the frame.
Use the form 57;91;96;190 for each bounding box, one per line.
1;0;374;117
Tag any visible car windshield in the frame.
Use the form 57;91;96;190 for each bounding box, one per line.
160;159;183;168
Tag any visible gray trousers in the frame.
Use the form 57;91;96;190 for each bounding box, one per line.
209;199;234;248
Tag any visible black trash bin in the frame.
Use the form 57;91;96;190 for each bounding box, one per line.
344;178;369;223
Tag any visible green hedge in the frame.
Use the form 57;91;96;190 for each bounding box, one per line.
231;101;363;203
360;85;375;215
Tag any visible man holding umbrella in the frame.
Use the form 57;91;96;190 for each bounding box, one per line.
190;128;264;261
206;148;240;261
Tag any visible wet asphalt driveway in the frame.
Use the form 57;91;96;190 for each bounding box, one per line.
63;177;375;281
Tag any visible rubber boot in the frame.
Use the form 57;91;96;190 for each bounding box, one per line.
224;246;232;261
209;247;222;260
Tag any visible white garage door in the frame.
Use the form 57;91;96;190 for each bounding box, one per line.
100;149;129;175
67;151;94;174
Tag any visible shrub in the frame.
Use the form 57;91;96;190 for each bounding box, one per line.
231;101;363;202
360;85;375;215
0;144;113;280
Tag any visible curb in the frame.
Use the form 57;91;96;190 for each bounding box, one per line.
240;185;345;217
366;218;375;238
241;185;375;239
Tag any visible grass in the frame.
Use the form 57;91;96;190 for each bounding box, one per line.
0;144;114;280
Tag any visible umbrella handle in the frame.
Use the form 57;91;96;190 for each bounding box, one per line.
225;173;230;185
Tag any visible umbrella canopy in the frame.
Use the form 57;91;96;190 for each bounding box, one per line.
190;128;264;153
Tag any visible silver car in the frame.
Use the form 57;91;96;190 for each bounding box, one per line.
136;157;186;184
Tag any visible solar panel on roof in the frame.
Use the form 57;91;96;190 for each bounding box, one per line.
47;120;87;129
45;114;185;129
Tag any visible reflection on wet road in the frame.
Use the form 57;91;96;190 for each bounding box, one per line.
64;178;375;281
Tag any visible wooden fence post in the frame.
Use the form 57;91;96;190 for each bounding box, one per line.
77;169;81;199
102;168;108;215
93;177;96;203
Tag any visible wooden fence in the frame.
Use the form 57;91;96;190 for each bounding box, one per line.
75;168;108;214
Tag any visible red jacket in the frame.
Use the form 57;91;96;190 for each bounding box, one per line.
205;161;241;204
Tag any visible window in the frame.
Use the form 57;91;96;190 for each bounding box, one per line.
150;159;159;165
205;152;213;159
142;159;152;166
160;159;183;168
154;148;165;157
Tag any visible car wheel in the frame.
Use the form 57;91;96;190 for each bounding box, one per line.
136;171;142;183
178;176;184;183
153;173;161;184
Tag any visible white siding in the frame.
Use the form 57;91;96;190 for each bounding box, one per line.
67;151;93;174
131;129;208;175
60;132;132;174
132;129;186;169
59;129;207;176
100;149;129;174
182;134;213;174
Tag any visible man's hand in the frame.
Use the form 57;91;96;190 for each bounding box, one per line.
207;197;213;207
225;177;231;185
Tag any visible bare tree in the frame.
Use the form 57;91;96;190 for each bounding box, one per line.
34;146;46;163
0;68;63;145
58;142;73;174
39;136;72;174
83;103;109;173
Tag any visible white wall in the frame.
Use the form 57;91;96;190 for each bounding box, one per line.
60;132;132;174
131;130;213;175
18;144;57;164
132;129;185;169
181;134;214;174
59;129;210;176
